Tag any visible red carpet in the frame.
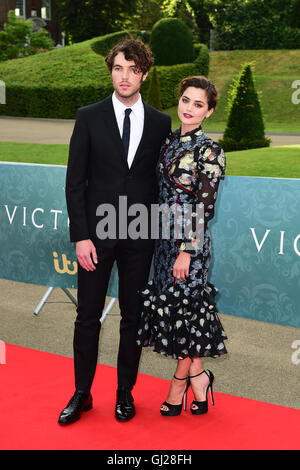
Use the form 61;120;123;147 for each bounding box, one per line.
0;343;299;450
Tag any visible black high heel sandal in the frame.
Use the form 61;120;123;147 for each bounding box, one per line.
160;375;190;417
189;369;215;415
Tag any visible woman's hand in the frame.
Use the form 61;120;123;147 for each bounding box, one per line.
173;252;191;281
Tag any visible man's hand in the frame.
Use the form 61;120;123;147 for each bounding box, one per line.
173;252;191;282
76;239;98;271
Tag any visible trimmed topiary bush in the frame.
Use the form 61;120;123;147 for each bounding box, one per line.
146;66;162;111
0;32;209;118
219;63;270;151
144;61;205;109
150;18;194;66
142;44;209;109
91;30;148;57
193;43;209;77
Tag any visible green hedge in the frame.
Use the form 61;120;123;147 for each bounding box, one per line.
0;33;209;118
143;51;209;109
90;30;150;56
3;83;113;119
193;44;209;77
146;66;162;110
150;18;194;66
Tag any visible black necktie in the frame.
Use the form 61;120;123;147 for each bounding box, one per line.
122;108;132;157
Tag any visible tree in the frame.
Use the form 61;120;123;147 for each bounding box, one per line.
146;67;162;110
206;0;300;49
187;0;212;45
161;0;197;31
219;63;270;151
0;11;54;62
161;0;213;46
57;0;136;44
289;0;300;28
129;0;163;31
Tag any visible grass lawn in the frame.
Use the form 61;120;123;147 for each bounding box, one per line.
225;145;300;178
166;49;300;133
165;107;300;134
0;142;299;179
0;142;69;166
0;46;299;133
207;50;300;133
0;37;108;86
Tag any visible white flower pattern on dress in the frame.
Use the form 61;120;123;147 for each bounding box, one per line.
136;125;227;360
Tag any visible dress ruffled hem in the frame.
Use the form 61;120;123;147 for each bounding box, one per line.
137;279;227;360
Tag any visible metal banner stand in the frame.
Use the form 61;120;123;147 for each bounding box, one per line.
33;287;117;324
33;287;77;315
100;297;117;324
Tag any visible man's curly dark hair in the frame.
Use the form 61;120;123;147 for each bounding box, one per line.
105;38;154;76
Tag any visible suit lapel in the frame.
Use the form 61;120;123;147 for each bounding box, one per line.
130;101;151;171
100;96;153;171
101;96;129;168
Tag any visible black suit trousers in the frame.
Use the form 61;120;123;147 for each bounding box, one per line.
73;240;153;394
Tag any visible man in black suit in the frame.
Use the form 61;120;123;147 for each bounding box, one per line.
58;39;171;424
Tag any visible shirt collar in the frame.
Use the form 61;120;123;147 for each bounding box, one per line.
112;91;144;118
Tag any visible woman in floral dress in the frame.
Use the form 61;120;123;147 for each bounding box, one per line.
137;76;228;416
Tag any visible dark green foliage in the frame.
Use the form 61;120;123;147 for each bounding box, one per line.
0;10;54;62
130;0;163;31
91;30;148;57
187;0;212;45
193;44;209;77
150;18;194;66
2;82;113;119
289;0;300;28
57;0;136;44
219;63;270;151
207;0;300;50
142;53;209;109
160;0;197;31
146;67;162;110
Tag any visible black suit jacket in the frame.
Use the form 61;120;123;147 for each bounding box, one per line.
65;95;171;249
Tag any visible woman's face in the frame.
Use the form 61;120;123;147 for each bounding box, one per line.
178;86;214;131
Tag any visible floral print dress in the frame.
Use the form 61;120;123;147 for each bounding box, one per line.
136;125;228;360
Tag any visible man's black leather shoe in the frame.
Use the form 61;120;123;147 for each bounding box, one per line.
58;391;93;425
115;389;135;422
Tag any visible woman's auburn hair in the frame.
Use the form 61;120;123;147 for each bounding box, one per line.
105;38;154;76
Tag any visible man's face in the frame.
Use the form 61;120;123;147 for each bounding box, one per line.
111;52;148;103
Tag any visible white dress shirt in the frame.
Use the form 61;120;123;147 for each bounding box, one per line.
112;91;144;168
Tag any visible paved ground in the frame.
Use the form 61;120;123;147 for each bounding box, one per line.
0;117;75;145
1;116;300;146
1;279;299;410
0;116;300;410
